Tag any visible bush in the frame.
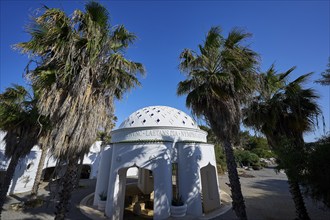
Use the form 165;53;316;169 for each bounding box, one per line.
214;145;226;173
234;149;261;168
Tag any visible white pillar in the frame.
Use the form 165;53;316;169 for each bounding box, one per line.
93;146;112;206
178;143;203;216
105;168;127;220
153;159;172;219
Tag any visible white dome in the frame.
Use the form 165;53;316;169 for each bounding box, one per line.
119;106;198;129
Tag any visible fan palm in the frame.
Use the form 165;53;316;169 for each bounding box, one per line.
0;85;47;216
177;26;259;220
16;1;145;219
243;66;322;220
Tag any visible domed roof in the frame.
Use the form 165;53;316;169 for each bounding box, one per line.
118;106;198;129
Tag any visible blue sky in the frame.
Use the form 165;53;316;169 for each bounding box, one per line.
0;0;329;142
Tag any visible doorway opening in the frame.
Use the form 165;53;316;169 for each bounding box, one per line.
119;166;154;219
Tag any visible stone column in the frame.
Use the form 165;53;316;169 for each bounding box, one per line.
178;143;203;216
93;146;112;206
105;167;127;220
153;158;172;219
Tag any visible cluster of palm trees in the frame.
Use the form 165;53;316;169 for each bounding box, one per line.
0;1;328;220
177;27;327;220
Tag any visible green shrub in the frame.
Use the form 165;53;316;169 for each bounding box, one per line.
234;149;261;168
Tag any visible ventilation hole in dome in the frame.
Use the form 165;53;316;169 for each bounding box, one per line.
138;115;142;118
136;112;140;115
192;122;194;125
146;110;149;113
131;121;134;124
150;113;154;117
178;112;181;114
182;120;186;124
157;110;161;113
184;116;188;119
156;119;160;123
142;119;146;123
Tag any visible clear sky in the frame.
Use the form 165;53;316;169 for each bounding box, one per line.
0;0;329;142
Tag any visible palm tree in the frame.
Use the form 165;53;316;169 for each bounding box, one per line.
243;66;322;220
0;85;47;217
30;133;51;199
177;26;259;220
15;2;144;219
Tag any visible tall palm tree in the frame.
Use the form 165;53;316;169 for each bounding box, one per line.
0;85;47;217
177;26;259;220
16;2;145;219
243;66;322;220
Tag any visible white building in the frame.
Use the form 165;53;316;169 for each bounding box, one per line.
94;106;221;219
0;132;102;195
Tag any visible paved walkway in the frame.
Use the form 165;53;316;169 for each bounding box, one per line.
2;179;95;220
2;168;330;220
218;167;330;220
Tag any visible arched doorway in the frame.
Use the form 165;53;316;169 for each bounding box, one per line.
200;163;221;213
118;166;154;219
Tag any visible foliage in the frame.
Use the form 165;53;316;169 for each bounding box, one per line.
315;57;330;86
302;134;330;208
242;134;275;159
16;1;145;159
178;26;259;220
0;85;48;216
234;149;260;168
15;1;145;218
243;65;322;219
214;145;227;173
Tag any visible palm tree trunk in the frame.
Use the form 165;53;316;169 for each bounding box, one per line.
288;179;310;220
54;156;79;220
30;144;47;199
0;153;20;217
223;140;248;220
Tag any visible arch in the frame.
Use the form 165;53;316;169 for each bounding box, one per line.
200;163;221;213
115;165;155;219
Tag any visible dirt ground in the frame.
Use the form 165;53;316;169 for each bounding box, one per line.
217;167;330;220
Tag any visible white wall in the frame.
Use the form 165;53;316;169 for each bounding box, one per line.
1;131;104;195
